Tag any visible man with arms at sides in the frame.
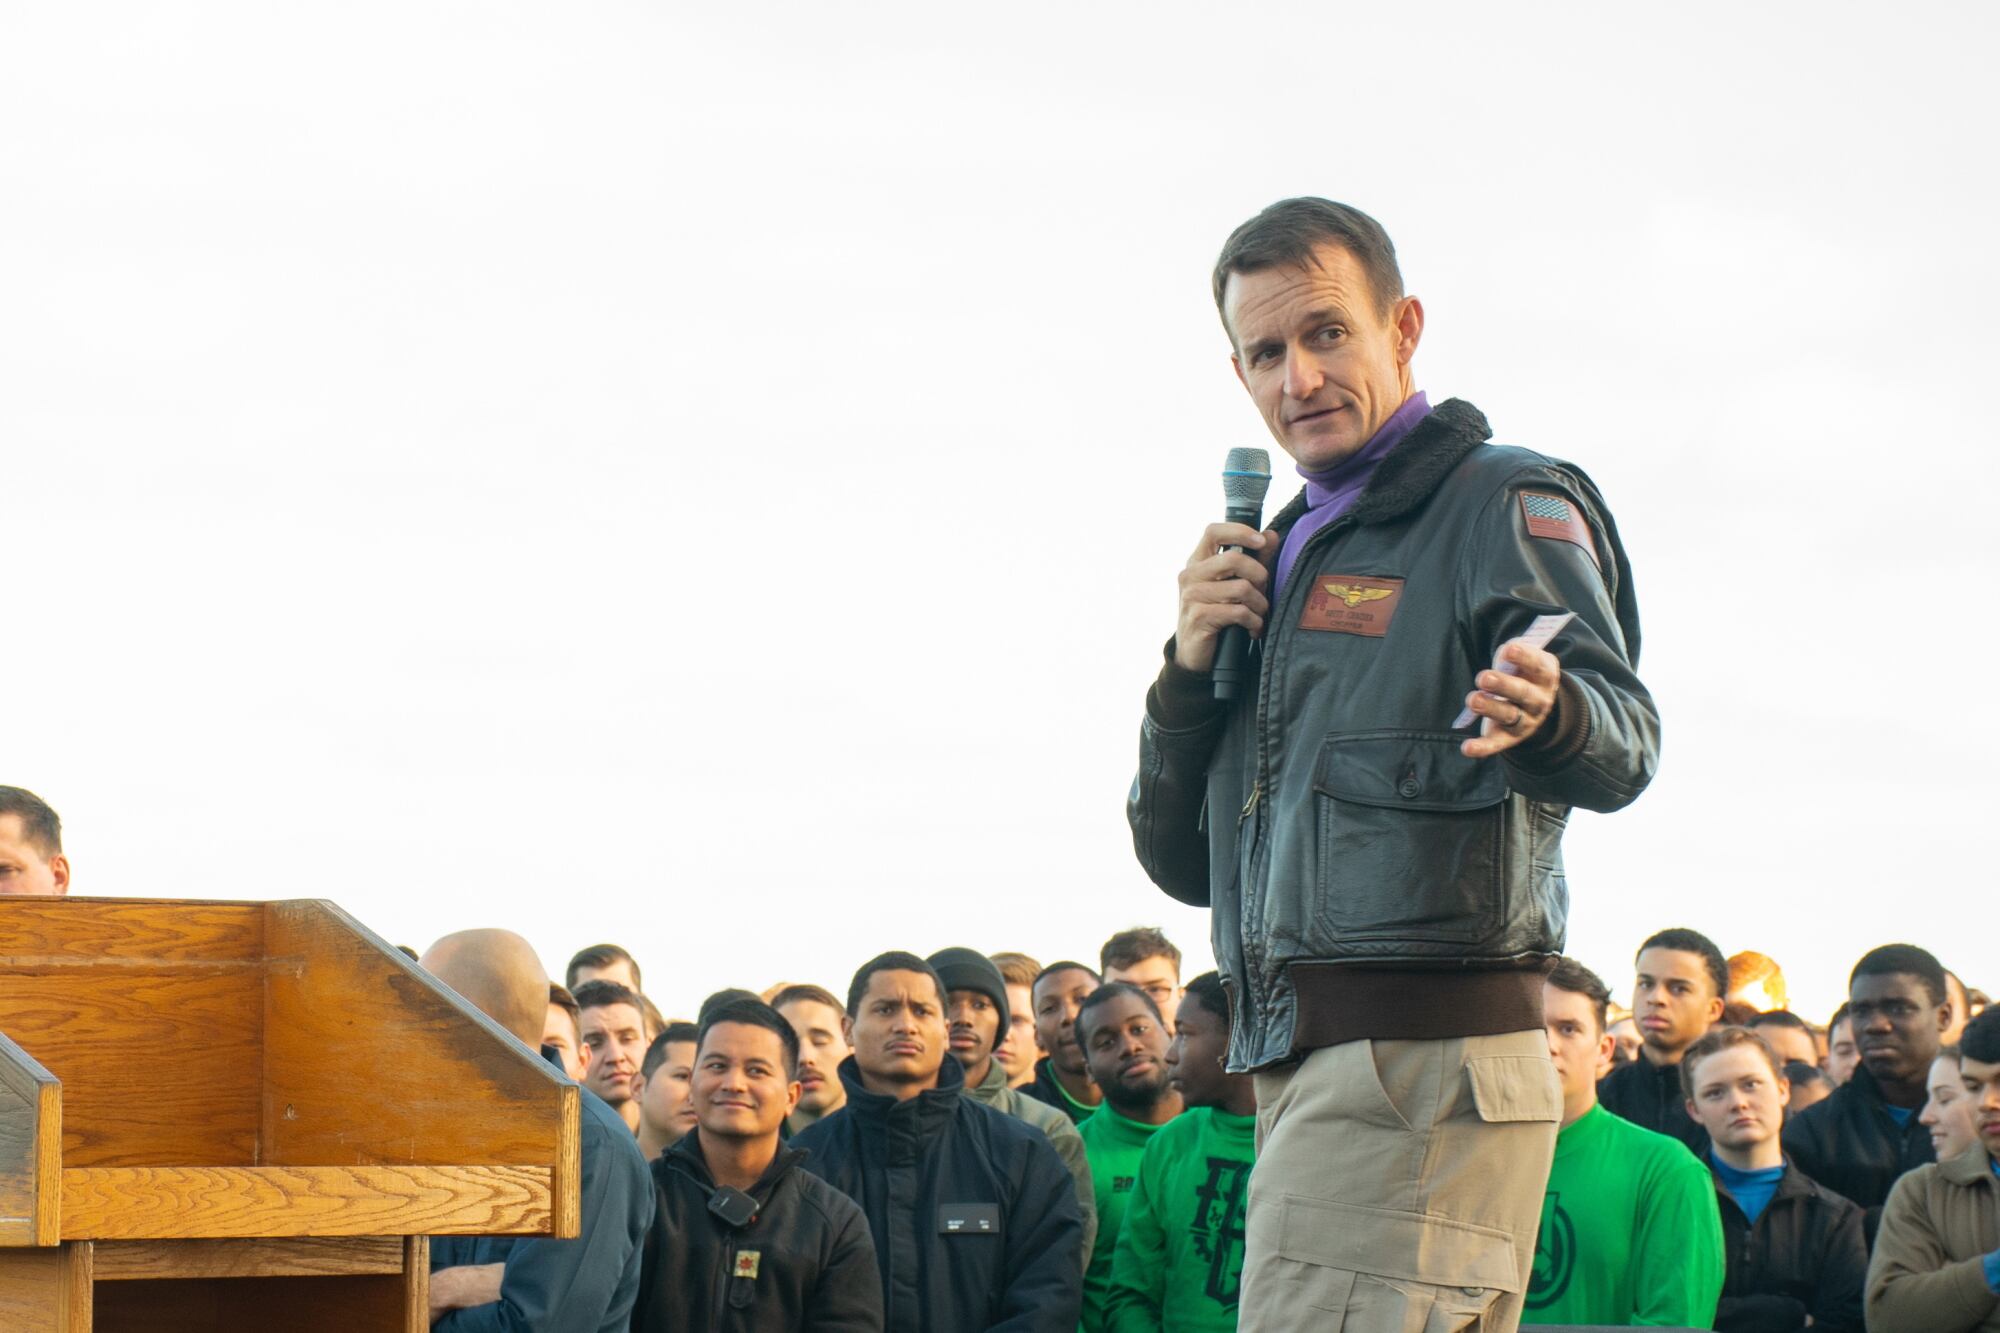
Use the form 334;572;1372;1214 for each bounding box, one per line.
574;979;651;1135
421;929;652;1333
1100;928;1184;1032
567;943;642;995
632;1000;881;1333
1785;944;1950;1221
1128;198;1657;1332
633;1023;699;1162
929;948;1098;1265
1682;1027;1866;1332
1075;982;1184;1333
772;983;851;1135
0;786;69;895
1027;961;1104;1124
794;952;1084;1333
1746;1010;1820;1072
1599;927;1727;1152
1527;959;1722;1327
1824;1003;1859;1086
990;953;1045;1090
545;983;586;1081
1105;972;1255;1333
1866;1006;2000;1330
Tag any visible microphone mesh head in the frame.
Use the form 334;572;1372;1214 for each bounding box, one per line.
1222;447;1272;507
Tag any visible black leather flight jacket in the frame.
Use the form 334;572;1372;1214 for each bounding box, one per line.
1127;399;1660;1072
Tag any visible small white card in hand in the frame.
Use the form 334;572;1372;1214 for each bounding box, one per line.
1452;612;1574;729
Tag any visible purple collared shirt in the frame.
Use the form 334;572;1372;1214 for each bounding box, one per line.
1272;391;1431;606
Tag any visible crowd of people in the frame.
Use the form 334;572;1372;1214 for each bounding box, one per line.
7;790;2000;1333
5;785;2000;1332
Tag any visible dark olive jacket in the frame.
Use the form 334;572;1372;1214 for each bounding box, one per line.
1128;399;1659;1071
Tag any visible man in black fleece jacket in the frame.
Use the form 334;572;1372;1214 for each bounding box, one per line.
632;999;880;1332
794;952;1084;1333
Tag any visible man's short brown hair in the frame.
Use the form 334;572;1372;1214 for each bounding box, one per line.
1547;957;1611;1034
769;983;846;1020
1212;197;1405;336
565;943;641;993
1100;928;1181;976
0;787;61;857
1680;1024;1784;1101
990;952;1042;990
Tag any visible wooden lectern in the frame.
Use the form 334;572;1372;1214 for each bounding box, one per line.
0;897;580;1331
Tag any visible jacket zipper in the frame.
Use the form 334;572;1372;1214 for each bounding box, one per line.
1241;514;1357;981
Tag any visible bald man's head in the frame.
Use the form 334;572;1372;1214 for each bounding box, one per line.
421;928;549;1048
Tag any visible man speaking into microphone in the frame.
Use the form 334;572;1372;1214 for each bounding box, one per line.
1127;198;1659;1333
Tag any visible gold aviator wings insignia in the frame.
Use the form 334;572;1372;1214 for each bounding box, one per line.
1323;582;1394;609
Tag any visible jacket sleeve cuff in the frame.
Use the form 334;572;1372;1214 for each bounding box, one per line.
1145;639;1228;733
1505;673;1590;774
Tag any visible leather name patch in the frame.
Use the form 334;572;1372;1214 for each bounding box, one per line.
1519;492;1600;568
1298;575;1404;637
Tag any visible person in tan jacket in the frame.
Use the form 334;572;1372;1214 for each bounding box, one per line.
1866;1006;2000;1330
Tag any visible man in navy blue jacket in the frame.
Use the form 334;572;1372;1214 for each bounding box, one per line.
422;929;654;1333
794;951;1085;1333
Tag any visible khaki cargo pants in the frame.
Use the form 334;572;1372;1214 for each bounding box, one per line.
1239;1030;1560;1333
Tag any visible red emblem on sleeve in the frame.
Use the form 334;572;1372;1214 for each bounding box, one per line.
1519;493;1600;568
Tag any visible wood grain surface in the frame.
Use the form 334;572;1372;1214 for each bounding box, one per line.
261;900;573;1181
0;899;264;963
91;1235;406;1280
62;1164;551;1240
0;965;261;1168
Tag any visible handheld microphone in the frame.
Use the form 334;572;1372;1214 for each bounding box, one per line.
1212;447;1271;702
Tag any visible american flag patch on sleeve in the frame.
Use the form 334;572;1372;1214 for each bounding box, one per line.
1519;492;1600;568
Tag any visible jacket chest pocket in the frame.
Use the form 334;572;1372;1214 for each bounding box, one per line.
1311;732;1509;945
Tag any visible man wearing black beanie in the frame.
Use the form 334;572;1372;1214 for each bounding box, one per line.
930;946;1099;1265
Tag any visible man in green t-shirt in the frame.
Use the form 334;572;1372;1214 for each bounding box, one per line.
1077;981;1184;1332
1528;957;1724;1326
1106;971;1254;1332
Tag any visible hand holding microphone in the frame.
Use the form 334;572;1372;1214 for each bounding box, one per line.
1173;448;1276;699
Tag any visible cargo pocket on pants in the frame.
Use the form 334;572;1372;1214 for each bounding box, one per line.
1465;1051;1562;1124
1281;1257;1356;1317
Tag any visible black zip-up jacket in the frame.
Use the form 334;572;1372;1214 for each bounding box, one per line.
631;1133;882;1333
1711;1159;1867;1333
793;1056;1084;1333
1598;1054;1708;1154
1782;1063;1936;1227
1128;399;1659;1070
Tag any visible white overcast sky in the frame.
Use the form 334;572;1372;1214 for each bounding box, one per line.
5;3;1993;1023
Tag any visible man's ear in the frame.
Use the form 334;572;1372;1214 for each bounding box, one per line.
1596;1031;1616;1070
785;1078;802;1115
1936;1002;1954;1036
841;1014;854;1045
47;853;69;894
1231;354;1248;392
1704;994;1726;1026
1392;295;1425;365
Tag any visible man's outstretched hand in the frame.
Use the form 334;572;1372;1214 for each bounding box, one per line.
1460;640;1562;759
